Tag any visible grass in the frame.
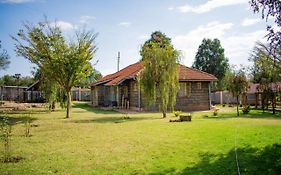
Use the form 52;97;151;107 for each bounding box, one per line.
1;102;281;174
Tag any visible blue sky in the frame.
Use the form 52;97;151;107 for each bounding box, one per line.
0;0;273;77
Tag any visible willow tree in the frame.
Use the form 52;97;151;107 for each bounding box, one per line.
12;20;97;118
140;31;180;118
225;69;249;116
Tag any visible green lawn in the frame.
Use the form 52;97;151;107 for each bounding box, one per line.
1;102;281;175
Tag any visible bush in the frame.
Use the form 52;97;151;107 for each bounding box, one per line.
0;115;12;162
242;105;251;114
222;104;226;107
23;114;31;137
213;108;219;116
173;111;182;117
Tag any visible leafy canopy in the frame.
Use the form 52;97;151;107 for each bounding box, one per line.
225;68;249;116
12;20;97;118
0;41;10;70
249;0;281;49
192;38;229;89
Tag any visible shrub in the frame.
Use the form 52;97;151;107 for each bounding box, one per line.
242;105;251;114
173;111;182;117
0;115;12;162
24;114;31;137
213;108;219;116
222;104;226;107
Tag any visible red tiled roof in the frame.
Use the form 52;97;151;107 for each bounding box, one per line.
93;61;217;86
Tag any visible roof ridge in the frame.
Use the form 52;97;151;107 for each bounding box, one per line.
94;61;217;86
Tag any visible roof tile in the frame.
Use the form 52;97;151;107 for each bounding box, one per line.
93;61;217;86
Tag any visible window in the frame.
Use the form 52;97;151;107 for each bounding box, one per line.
178;82;191;97
197;82;202;89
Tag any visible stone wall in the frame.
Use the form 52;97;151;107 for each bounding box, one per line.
92;80;211;112
174;81;210;111
140;81;210;112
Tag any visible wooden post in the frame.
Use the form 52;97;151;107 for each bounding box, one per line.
138;82;141;110
116;86;119;107
208;83;211;109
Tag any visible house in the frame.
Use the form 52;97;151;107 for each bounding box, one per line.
91;61;218;111
25;81;44;102
0;85;28;101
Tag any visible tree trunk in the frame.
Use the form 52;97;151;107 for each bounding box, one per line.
162;104;167;118
272;93;276;115
66;90;71;118
162;110;166;118
236;95;239;116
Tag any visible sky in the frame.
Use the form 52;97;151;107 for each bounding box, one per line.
0;0;274;77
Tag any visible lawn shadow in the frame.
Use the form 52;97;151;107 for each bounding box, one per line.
70;115;160;124
72;102;120;114
149;144;281;175
0;115;37;126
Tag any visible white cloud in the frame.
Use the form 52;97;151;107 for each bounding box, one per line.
118;22;131;27
80;15;96;24
241;18;261;26
168;6;174;11
1;0;35;3
176;0;247;14
50;21;74;31
172;21;266;67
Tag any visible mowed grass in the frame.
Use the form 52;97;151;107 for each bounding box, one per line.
1;102;281;175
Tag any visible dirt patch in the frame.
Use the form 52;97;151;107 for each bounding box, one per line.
1;156;24;163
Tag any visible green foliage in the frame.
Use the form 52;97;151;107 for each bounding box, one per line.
225;68;249;116
192;38;229;90
213;108;219;116
242;105;251;114
12;19;97;118
250;42;281;83
23;114;31;137
140;31;180;118
249;0;281;49
0;114;12;162
34;69;66;110
173;111;181;117
78;69;102;88
250;42;280;114
0;41;10;71
0;74;34;86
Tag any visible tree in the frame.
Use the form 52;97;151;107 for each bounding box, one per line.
250;42;280;114
0;40;10;70
225;69;249;116
140;31;180;118
249;0;281;51
192;38;229;89
12;20;97;118
33;68;66;110
0;74;34;86
78;69;102;88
